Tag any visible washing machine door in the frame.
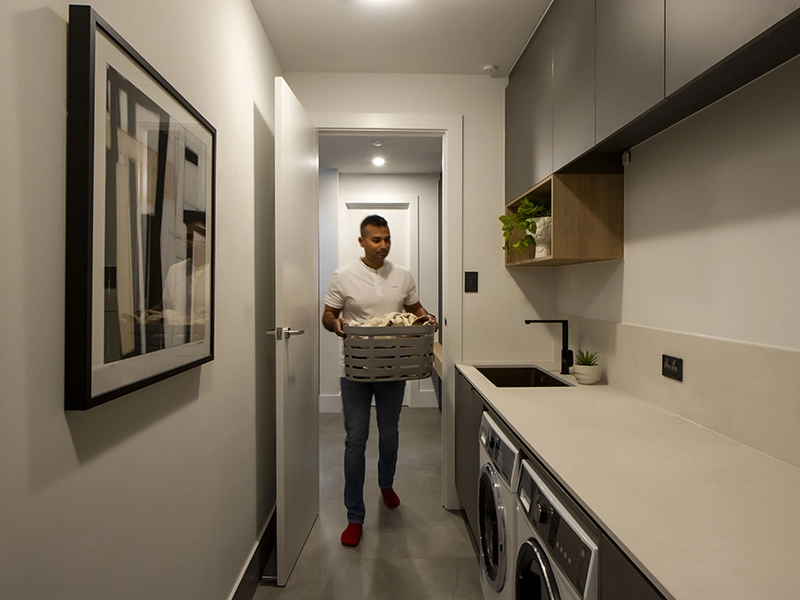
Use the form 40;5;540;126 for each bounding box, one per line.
478;463;507;592
516;538;561;600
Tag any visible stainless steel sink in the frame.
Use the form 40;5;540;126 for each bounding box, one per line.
476;366;570;388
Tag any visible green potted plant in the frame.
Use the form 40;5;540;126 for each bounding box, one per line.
499;198;552;255
573;350;602;385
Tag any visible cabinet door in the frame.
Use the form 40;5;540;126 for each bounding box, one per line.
454;370;483;545
552;0;595;171
666;0;800;95
600;534;665;599
505;11;554;202
596;0;665;143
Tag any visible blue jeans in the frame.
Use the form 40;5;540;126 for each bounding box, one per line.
340;378;406;524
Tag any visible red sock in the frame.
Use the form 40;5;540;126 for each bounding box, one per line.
381;487;401;508
341;523;362;547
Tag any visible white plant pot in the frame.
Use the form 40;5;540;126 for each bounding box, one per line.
572;364;601;385
529;216;552;258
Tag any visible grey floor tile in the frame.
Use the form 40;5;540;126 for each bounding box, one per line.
256;407;479;599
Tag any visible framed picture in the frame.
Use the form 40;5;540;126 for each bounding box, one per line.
65;5;216;410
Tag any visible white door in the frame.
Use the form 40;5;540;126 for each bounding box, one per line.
339;197;433;408
274;77;319;586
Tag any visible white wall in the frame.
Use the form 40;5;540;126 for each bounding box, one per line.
557;51;800;352
285;73;559;366
0;1;281;598
318;168;341;406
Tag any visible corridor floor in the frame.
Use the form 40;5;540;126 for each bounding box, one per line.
255;407;482;600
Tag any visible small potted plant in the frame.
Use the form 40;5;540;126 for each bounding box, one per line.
499;198;552;255
573;350;602;385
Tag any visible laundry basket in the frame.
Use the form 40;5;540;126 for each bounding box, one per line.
343;325;435;382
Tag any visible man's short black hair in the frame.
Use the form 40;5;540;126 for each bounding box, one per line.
360;214;388;236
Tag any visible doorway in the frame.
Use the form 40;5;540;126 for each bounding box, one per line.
318;133;441;410
310;112;463;511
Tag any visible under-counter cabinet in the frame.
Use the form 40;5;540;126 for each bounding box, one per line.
454;370;483;544
596;0;665;143
600;534;666;599
666;0;800;95
505;173;623;267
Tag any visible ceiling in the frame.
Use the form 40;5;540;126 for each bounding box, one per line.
319;133;443;174
251;0;551;78
253;0;551;174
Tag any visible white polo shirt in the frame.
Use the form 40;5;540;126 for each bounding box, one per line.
325;259;419;324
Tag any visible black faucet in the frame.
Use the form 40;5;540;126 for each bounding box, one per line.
524;319;573;375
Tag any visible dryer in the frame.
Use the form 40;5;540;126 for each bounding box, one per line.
478;412;520;599
515;459;599;600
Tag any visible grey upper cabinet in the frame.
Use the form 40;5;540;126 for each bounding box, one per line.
666;0;800;95
596;0;665;143
551;0;595;172
505;12;554;203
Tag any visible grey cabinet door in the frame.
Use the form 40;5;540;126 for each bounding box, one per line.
552;0;595;171
454;370;483;545
666;0;800;95
596;0;665;143
600;534;665;599
505;12;554;202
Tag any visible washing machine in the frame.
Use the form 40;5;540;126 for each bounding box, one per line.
478;412;521;599
515;459;599;600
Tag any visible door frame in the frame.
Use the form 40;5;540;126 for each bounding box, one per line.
311;112;463;509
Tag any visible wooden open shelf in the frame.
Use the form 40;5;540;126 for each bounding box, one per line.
505;173;624;267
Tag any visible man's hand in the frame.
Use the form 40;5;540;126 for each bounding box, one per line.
323;305;348;338
333;317;347;338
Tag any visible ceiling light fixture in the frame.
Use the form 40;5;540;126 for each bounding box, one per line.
372;157;385;166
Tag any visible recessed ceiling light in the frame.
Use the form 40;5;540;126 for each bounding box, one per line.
372;140;383;147
372;157;385;166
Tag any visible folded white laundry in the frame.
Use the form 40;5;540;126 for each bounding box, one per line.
348;312;433;327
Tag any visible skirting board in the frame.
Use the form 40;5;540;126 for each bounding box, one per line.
228;505;275;600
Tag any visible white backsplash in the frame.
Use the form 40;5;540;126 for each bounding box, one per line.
564;316;800;469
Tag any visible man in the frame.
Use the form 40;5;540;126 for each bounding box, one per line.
322;214;437;547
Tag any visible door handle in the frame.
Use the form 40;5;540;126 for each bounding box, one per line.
266;327;305;341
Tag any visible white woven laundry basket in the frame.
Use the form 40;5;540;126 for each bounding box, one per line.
343;325;435;382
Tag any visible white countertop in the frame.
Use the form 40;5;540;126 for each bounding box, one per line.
457;363;800;600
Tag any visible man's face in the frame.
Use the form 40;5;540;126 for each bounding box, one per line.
359;224;391;264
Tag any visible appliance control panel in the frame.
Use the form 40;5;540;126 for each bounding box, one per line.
479;413;518;487
519;464;594;596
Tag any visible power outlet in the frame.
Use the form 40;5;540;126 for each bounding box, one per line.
662;354;683;382
465;271;478;293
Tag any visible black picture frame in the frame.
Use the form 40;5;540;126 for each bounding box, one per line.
65;4;216;410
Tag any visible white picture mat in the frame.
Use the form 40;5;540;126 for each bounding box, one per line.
90;30;214;397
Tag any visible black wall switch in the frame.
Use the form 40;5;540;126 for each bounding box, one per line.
465;271;478;293
662;354;683;382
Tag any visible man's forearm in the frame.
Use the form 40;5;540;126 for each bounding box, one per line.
322;312;338;332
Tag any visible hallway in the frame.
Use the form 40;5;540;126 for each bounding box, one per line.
257;408;481;599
